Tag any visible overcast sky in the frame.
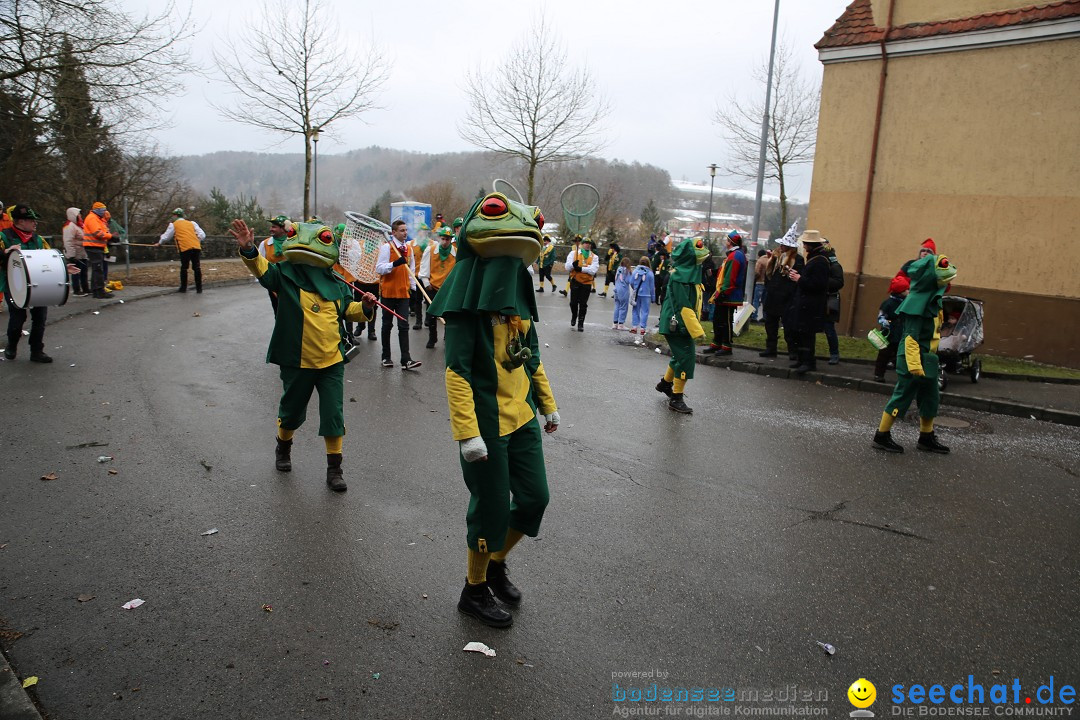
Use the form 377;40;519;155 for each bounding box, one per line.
143;0;852;201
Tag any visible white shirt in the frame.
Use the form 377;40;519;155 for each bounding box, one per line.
418;243;456;281
564;248;599;276
158;220;206;245
375;240;417;290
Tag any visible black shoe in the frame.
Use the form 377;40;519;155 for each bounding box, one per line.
668;393;693;414
559;290;567;297
701;345;719;355
577;323;584;332
29;351;52;363
655;379;674;398
196;288;203;294
458;581;513;628
367;333;377;341
176;288;187;293
412;323;422;330
425;341;436;349
788;360;802;368
3;347;14;360
872;431;904;453
275;438;292;471
381;359;394;368
326;453;347;491
93;292;109;299
828;355;840;365
537;287;544;293
486;560;522;605
794;364;813;375
759;350;778;358
597;292;606;298
570;318;577;328
403;359;422;370
873;375;886;383
715;348;733;357
917;432;950;454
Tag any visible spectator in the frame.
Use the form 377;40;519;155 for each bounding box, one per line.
628;256;656;342
759;233;803;359
82;201;113;299
651;245;669;307
62;207;89;297
752;248;768;320
610;256;632;329
699;252;717;321
704;230;746;356
821;239;844;364
787;230;830;374
157;208;206;293
873;275;909;382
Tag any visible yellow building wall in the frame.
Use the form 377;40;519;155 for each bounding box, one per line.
811;38;1080;296
870;0;1033;27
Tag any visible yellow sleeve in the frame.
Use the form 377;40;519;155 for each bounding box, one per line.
681;307;705;340
343;301;371;323
525;323;557;415
905;335;925;376
444;315;481;440
241;250;269;279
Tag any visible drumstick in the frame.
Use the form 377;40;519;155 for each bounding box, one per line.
118;242;166;247
331;271;406;321
387;241;445;325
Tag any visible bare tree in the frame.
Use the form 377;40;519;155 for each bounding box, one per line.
715;44;819;229
0;0;196;125
213;0;389;219
458;15;610;204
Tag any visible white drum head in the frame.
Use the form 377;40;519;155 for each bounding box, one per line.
6;248;69;309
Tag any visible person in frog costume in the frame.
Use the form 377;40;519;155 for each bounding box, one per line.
229;218;377;491
428;192;561;629
872;252;958;454
655;237;710;414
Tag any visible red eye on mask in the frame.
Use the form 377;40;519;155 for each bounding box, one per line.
534;210;545;230
480;195;508;218
938;257;950;268
695;239;705;249
318;230;334;245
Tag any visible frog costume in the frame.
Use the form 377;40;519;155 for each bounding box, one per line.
655;237;709;414
873;252;957;454
237;221;374;491
428;192;560;629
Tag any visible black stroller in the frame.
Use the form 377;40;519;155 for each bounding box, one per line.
936;295;984;391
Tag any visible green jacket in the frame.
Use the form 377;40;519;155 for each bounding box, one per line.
0;228;50;295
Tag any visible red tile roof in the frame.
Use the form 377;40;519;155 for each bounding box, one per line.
816;0;1080;49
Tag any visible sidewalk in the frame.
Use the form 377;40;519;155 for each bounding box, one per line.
624;334;1080;427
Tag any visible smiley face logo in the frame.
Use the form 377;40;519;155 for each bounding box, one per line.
848;679;877;709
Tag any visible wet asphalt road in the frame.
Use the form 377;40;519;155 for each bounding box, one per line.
1;284;1078;719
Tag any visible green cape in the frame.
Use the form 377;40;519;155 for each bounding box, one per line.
668;237;703;285
897;254;946;318
278;262;351;304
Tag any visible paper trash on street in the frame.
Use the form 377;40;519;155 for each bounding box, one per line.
122;598;145;609
462;642;496;658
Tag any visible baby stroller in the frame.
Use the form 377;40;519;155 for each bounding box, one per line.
936;295;984;391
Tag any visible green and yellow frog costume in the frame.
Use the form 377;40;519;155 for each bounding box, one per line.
873;252;958;454
239;222;373;490
655;237;709;414
428;192;560;628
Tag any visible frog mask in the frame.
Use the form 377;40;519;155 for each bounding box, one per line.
898;253;958;318
458;192;544;265
281;222;339;268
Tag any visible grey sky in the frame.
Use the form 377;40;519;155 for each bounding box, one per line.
145;0;852;201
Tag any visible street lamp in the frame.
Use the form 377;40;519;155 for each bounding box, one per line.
746;0;781;301
311;126;321;218
705;163;718;245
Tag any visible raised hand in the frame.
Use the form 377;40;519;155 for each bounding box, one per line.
229;219;255;250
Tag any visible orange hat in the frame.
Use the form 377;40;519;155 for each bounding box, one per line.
92;201;107;210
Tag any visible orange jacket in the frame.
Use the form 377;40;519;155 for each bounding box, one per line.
83;212;113;249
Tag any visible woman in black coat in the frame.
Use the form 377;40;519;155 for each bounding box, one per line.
759;243;804;359
787;232;830;373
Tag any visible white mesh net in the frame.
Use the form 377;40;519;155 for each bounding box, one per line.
341;211;390;284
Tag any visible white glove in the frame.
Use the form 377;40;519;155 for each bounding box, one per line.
459;436;488;462
544;411;560;427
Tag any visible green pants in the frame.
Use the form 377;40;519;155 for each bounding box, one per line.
460;418;549;553
884;356;941;420
278;363;345;436
666;334;697;381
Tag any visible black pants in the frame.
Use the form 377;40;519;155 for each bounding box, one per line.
5;293;47;353
538;265;553;284
86;247;106;294
68;258;89;294
713;302;735;348
424;285;440;345
179;248;202;291
381;296;412;364
353;282;379;337
875;341;900;377
569;280;592;326
797;328;818;370
764;309;797;356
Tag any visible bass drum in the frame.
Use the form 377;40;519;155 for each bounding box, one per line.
6;248;70;309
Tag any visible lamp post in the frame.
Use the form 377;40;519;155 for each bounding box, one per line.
311;126;321;218
746;0;781;302
705;163;718;245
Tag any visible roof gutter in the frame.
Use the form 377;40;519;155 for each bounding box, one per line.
845;0;896;336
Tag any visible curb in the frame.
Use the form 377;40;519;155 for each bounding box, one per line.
0;648;43;720
635;339;1080;428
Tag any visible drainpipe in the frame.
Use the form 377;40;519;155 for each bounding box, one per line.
845;0;896;335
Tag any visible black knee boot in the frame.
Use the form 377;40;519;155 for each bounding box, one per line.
275;438;292;471
326;453;346;491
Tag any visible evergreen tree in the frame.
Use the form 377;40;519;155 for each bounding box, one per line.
639;199;662;236
0;84;57;222
367;190;392;221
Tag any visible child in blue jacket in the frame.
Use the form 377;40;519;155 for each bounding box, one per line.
611;257;633;329
628;256;656;341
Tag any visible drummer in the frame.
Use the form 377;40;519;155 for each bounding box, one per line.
2;205;80;363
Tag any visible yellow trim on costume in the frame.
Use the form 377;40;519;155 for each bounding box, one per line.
904;336;924;376
919;417;934;433
298;289;345;369
242;251;270;279
879;412;895;432
491;529;524;562
343;301;371;323
446;367;482;440
467;548;490;584
492;319;538;437
324;436;343;453
673;378;687;393
664;367;675;382
680;307;706;340
929;311;943;353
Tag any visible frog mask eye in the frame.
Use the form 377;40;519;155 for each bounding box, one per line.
479;195;509;219
534;209;545;230
318;229;334;245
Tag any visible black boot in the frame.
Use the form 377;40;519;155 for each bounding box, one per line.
655;378;673;398
917;432;950;454
29;350;53;363
486;560;522;605
668;393;693;414
275;438;292;471
326;453;347;491
872;431;904;453
457;580;513;628
759;348;778;357
4;342;17;360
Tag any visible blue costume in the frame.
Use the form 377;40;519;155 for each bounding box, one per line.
629;263;655;333
612;266;631;326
